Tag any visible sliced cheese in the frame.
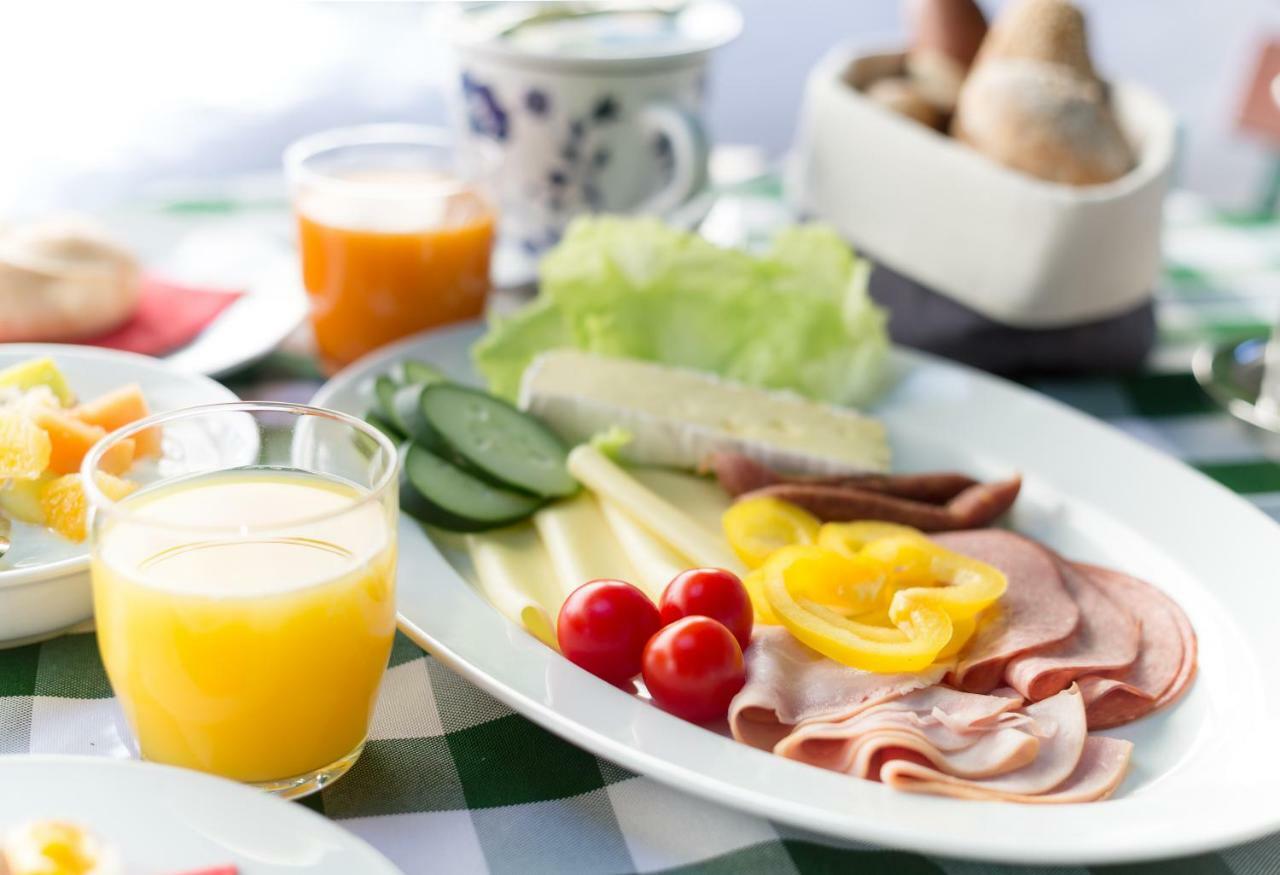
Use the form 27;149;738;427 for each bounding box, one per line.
532;492;640;601
567;445;745;576
630;467;734;533
465;524;561;649
520;350;890;475
598;499;688;600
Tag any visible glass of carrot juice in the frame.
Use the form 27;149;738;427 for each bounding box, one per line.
83;401;398;799
285;124;500;370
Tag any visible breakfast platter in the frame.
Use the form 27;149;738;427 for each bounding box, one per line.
313;314;1279;865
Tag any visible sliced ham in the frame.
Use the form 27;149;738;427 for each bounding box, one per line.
879;686;1096;800
883;736;1133;804
776;687;1037;778
729;627;946;751
933;530;1080;693
1005;562;1142;701
1074;563;1197;728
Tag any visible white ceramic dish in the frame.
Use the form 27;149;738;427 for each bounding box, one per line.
0;345;238;646
0;755;400;874
314;322;1280;865
790;43;1174;329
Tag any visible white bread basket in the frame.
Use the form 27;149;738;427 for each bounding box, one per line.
789;44;1176;330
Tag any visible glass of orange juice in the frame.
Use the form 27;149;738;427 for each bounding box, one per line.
82;402;398;799
284;124;500;370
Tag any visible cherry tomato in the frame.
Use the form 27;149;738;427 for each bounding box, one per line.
659;568;753;650
557;579;661;684
642;616;746;722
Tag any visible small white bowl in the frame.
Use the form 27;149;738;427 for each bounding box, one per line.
790;43;1176;330
0;345;238;647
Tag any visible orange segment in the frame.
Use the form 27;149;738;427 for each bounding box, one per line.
74;384;160;457
42;472;137;542
0;411;53;478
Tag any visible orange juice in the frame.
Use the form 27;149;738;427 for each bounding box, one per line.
296;170;495;368
91;469;396;785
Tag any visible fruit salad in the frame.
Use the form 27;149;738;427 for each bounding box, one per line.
0;358;156;544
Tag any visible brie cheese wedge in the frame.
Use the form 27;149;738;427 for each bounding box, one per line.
520;351;890;475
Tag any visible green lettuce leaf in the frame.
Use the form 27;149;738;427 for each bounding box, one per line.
473;217;889;406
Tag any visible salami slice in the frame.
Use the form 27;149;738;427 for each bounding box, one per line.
1074;563;1197;728
933;530;1080;692
1005;561;1142;701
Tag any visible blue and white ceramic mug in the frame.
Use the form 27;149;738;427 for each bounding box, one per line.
445;2;741;256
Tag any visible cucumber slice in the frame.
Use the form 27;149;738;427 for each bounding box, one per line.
374;375;401;423
390;384;450;453
392;360;448;386
390;383;428;437
399;442;542;531
364;411;405;443
419;384;577;499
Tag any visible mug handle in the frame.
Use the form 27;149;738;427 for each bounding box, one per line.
635;100;710;217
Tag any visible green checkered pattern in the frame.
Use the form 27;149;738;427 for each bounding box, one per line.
3;190;1280;874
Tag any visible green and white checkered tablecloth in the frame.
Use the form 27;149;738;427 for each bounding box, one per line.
2;192;1279;874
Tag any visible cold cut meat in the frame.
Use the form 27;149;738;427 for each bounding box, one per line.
1073;564;1197;728
775;687;1036;778
708;452;977;503
729;627;946;751
1004;562;1142;701
739;476;1022;531
933;530;1080;693
883;736;1133;804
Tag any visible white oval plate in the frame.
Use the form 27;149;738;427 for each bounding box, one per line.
314;322;1280;866
0;755;400;874
0;344;238;645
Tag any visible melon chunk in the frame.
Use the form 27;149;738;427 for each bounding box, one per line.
33;409;135;476
0;411;52;478
74;383;160;457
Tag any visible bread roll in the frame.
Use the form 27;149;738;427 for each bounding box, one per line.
952;0;1135;186
972;0;1094;76
0;218;140;342
908;0;987;69
905;0;987;114
866;77;946;129
905;50;967;114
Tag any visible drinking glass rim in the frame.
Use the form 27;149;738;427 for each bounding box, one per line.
283;123;501;200
81;400;399;535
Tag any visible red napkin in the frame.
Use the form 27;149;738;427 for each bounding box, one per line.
86;275;244;356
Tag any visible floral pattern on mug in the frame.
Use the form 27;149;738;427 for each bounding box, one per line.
462;72;509;141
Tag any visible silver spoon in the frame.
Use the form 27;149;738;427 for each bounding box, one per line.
0;511;9;559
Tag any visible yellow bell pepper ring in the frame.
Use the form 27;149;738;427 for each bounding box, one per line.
723;496;821;568
763;544;886;615
763;558;953;673
862;536;1008;622
816;521;930;556
743;568;779;625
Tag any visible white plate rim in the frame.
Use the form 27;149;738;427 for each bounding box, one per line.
313;321;1280;866
0;343;239;588
0;753;402;874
